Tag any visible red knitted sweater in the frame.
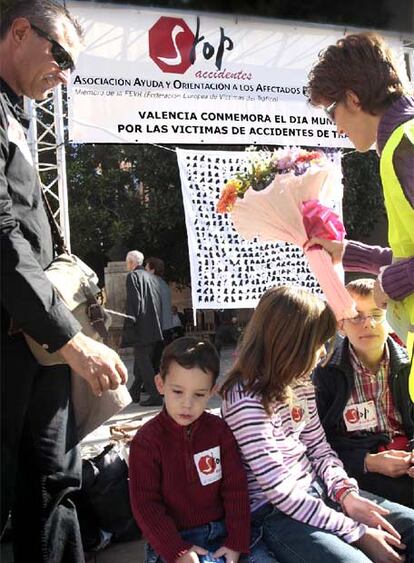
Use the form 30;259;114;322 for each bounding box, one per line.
129;408;250;562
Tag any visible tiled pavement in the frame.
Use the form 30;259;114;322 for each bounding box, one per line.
1;345;237;563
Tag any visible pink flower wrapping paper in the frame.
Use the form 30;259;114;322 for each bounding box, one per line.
229;161;356;320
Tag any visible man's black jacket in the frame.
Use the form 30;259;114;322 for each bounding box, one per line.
313;336;414;478
121;266;162;347
0;78;79;351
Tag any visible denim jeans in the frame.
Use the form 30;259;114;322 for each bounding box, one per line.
249;483;414;563
1;332;83;563
144;520;227;563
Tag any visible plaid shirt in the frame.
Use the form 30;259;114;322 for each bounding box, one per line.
347;343;404;437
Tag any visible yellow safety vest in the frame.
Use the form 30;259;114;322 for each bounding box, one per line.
380;117;414;400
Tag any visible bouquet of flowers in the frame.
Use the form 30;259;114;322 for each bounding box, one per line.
216;147;356;320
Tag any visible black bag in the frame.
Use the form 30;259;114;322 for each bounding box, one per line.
75;444;140;549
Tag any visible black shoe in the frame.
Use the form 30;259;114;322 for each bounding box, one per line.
140;396;163;407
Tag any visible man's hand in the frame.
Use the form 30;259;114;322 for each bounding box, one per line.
355;528;406;563
342;492;400;539
303;237;345;265
365;451;411;478
176;545;208;562
59;332;127;396
213;545;240;562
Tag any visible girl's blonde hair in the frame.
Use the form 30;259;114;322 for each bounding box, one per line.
220;286;337;413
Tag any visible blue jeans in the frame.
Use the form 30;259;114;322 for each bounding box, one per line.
145;520;227;563
1;332;83;563
249;485;414;563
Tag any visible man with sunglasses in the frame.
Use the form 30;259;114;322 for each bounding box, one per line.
314;279;413;509
0;1;127;561
305;32;414;404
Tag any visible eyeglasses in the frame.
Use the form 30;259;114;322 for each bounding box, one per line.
31;23;75;72
324;101;338;123
346;313;386;326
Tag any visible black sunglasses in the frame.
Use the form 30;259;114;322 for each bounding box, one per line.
31;23;75;72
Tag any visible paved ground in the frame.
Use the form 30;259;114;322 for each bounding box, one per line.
1;345;237;563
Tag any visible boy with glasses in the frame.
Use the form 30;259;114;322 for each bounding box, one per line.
314;279;413;508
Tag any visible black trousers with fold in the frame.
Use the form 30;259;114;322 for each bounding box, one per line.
1;331;84;563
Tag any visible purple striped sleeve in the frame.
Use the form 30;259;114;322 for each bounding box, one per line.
222;391;367;544
297;386;359;499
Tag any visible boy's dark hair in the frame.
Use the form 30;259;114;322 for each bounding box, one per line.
307;32;405;114
345;278;375;298
0;0;84;41
160;336;220;384
145;257;165;278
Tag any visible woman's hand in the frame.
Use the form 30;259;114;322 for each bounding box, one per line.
343;492;400;539
355;528;406;562
373;277;390;309
303;237;345;265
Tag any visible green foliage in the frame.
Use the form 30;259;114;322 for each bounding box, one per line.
341;151;386;240
66;143;189;285
67;142;387;287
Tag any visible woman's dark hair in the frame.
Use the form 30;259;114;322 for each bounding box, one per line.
145;257;165;278
160;336;220;384
220;286;336;413
307;32;407;114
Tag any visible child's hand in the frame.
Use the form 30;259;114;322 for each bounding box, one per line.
365;451;411;477
176;545;208;562
342;492;401;540
212;546;240;562
355;528;406;562
408;451;414;478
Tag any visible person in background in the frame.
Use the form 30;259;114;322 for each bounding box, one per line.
305;31;414;400
214;310;241;357
313;278;413;508
0;1;127;560
221;286;414;563
121;250;163;406
145;256;174;373
171;305;186;339
129;337;250;563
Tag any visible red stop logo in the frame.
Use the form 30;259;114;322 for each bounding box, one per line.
345;408;359;424
291;406;303;423
149;17;194;74
198;455;216;475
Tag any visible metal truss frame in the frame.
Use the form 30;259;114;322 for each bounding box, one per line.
24;85;71;252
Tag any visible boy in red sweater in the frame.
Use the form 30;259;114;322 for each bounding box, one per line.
129;336;250;563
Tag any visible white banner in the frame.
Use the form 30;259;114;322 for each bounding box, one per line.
177;148;343;310
68;2;406;146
